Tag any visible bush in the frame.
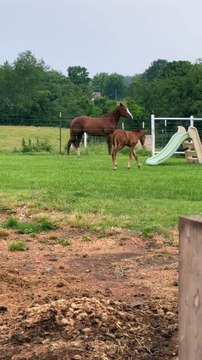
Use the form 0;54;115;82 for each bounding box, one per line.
8;241;28;251
5;217;18;228
22;137;52;153
120;146;152;157
4;216;58;235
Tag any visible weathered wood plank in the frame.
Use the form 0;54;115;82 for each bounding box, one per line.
179;215;202;360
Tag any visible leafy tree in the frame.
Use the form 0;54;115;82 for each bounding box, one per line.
128;75;156;116
142;59;168;80
1;51;202;128
182;62;202;117
13;51;48;116
91;72;108;94
0;61;15;114
92;72;127;100
125;98;145;118
67;66;90;86
128;59;202;119
102;73;125;100
161;60;192;78
93;97;117;116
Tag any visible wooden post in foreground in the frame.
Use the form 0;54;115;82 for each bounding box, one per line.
179;215;202;360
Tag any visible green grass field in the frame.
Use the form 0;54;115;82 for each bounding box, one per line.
0;126;202;236
0;125;69;153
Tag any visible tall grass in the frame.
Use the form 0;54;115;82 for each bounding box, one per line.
0;149;202;235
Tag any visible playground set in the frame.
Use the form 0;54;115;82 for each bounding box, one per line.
146;126;202;165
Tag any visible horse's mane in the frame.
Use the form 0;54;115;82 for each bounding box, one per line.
130;129;146;133
102;105;120;118
102;110;115;118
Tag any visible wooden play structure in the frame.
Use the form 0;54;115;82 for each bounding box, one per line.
178;126;202;164
146;125;202;165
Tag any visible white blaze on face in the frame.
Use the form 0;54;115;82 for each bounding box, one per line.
127;107;133;119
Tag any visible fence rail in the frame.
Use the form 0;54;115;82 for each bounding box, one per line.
151;115;202;156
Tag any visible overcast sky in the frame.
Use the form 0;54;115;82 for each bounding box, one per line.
1;0;202;77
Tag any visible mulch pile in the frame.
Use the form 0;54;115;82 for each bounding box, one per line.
0;295;178;360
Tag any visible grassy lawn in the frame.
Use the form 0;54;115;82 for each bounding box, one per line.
0;147;202;236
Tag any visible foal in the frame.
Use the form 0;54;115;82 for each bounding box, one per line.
111;129;146;170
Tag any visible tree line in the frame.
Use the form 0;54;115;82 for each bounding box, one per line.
0;51;202;129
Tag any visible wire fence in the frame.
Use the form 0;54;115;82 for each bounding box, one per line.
1;114;201;154
0;114;70;127
0;114;151;153
153;118;202;154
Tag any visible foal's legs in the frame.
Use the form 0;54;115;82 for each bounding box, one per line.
128;147;134;169
112;147;117;170
112;144;124;170
128;146;141;169
133;148;141;169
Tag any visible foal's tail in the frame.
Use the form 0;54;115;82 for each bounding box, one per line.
140;130;147;148
111;133;117;148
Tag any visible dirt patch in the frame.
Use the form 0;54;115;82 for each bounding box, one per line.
0;210;178;359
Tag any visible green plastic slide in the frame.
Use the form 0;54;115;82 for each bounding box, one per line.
146;131;189;165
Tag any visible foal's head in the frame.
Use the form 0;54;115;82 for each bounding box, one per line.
118;103;133;120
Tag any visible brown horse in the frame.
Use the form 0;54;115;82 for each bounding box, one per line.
67;103;133;155
111;129;146;170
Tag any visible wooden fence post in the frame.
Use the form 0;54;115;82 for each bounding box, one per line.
179;215;202;360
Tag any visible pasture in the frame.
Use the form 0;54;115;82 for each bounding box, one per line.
0;125;68;153
0;132;201;236
0;125;202;359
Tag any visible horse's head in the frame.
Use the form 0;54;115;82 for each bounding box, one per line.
118;103;133;120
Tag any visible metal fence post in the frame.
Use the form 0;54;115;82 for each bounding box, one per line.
59;112;62;154
151;114;155;156
84;132;87;147
190;115;194;127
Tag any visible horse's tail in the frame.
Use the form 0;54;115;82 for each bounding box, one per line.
70;123;76;137
70;134;78;142
69;117;81;136
68;125;79;147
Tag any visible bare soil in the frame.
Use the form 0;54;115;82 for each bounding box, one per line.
0;209;178;360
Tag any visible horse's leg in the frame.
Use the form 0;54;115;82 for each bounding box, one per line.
75;137;80;156
67;135;78;155
67;138;72;155
75;133;83;156
107;135;112;155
